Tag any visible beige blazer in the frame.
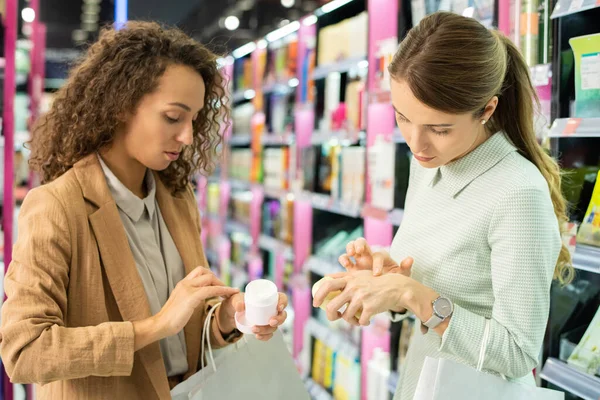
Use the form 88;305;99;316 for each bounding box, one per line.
0;154;232;399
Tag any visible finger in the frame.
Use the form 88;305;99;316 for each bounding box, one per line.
256;333;274;342
359;308;372;326
373;252;384;276
342;298;362;326
313;279;347;308
326;289;352;321
338;254;355;270
194;286;239;300
400;257;414;271
253;325;277;335
355;238;370;256
346;241;356;257
185;266;206;280
231;293;245;312
277;293;288;312
188;274;226;288
270;310;287;327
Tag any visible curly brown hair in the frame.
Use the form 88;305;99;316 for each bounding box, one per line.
29;21;229;193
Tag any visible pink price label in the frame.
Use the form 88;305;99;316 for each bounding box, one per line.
563;118;582;135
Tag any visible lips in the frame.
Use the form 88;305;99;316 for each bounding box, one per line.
165;151;180;161
414;154;435;162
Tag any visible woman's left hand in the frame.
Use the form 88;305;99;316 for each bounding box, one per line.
313;270;416;326
219;292;288;341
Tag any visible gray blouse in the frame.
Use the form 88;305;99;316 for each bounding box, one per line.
98;155;188;377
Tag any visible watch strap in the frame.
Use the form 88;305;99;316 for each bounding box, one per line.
423;312;444;329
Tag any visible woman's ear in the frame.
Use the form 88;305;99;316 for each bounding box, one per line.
482;96;499;122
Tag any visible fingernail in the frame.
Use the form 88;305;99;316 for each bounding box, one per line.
270;321;277;327
279;305;284;312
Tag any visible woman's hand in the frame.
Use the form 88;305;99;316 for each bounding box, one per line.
339;238;413;277
158;267;239;334
313;270;416;326
218;292;288;341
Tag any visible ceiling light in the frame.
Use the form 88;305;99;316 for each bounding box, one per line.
232;42;257;59
21;7;35;23
281;0;295;8
319;0;354;15
303;15;318;26
224;16;240;31
265;21;300;42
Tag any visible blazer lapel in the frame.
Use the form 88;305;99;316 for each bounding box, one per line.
154;177;203;377
73;155;171;399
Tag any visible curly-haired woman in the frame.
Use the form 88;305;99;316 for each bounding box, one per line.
0;22;288;399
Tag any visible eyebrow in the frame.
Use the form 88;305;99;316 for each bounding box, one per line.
168;102;192;112
392;105;454;127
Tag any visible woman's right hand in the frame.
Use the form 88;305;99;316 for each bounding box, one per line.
134;267;239;351
339;238;413;277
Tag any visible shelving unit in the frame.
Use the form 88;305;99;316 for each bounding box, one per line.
199;0;600;399
572;245;600;274
311;56;368;80
541;358;600;400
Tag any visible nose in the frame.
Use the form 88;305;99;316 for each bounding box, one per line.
176;122;194;146
407;126;429;155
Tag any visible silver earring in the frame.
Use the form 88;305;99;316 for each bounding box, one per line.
481;119;487;125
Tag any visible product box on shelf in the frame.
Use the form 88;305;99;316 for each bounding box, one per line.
569;34;600;118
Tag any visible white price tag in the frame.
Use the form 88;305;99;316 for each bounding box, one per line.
581;53;600;90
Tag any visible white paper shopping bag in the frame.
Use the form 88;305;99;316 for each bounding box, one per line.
171;303;310;400
413;320;564;400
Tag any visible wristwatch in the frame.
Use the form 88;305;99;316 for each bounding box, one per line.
423;296;454;329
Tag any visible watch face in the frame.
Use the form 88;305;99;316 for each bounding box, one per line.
433;297;454;318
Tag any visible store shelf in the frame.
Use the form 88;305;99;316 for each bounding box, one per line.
548;118;600;138
262;132;295;146
306;317;360;361
229;179;253;191
305;255;345;276
258;234;294;259
303;191;362;218
229;134;252;146
572;245;600;274
312;56;368;80
231;90;248;103
304;378;333;400
388;371;400;395
362;205;404;226
551;0;600;18
262;81;294;95
540;358;600;400
225;220;251;236
263;185;290;199
311;129;363;145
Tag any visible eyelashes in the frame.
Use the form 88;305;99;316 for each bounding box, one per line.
395;114;450;136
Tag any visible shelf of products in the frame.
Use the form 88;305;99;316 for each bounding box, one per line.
303;191;363;218
551;0;600;18
225;219;251;236
306;317;360;361
548;118;600;138
229;134;252;146
312;57;368;81
305;255;345;276
305;378;334;400
541;358;600;400
572;245;600;274
258;234;294;260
